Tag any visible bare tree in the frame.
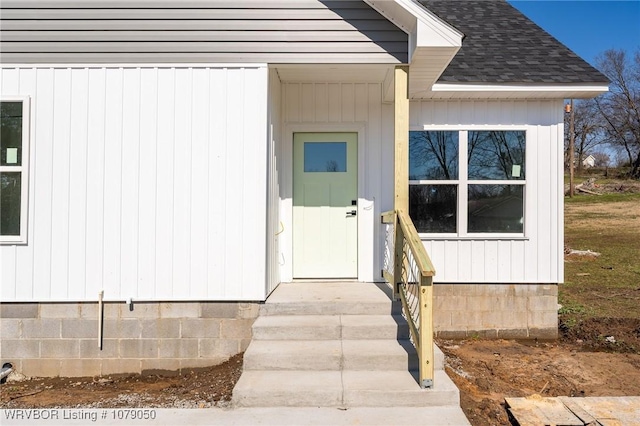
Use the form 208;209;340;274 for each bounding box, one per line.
564;98;604;173
409;131;458;180
594;48;640;179
592;151;611;168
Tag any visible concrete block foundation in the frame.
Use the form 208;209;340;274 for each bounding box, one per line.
433;283;558;339
0;301;260;378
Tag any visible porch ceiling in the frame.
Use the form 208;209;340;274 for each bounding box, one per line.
274;64;393;83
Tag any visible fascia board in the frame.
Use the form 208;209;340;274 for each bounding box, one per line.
416;82;610;99
363;0;416;34
399;0;463;48
364;0;463;48
431;82;610;95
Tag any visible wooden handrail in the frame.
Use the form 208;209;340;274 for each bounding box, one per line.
396;210;435;277
381;208;436;388
381;210;396;224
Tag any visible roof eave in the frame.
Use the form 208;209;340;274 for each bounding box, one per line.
418;82;610;100
363;0;463;97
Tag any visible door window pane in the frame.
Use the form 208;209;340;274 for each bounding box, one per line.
409;131;458;180
468;131;525;180
409;184;457;233
468;185;523;233
1;102;23;166
0;172;22;236
304;142;347;172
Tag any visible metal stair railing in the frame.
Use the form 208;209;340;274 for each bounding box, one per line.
381;209;436;389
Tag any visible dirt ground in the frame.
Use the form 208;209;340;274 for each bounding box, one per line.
1;354;243;410
3;332;639;425
440;322;640;426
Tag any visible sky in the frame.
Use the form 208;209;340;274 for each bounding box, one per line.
507;0;640;66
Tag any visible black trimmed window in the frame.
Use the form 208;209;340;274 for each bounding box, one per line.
1;97;30;243
409;130;526;236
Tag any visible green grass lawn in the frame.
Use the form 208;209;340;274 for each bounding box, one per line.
562;192;640;322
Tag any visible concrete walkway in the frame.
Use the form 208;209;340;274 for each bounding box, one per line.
1;407;471;425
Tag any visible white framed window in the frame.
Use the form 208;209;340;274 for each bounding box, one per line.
1;96;30;244
409;129;526;238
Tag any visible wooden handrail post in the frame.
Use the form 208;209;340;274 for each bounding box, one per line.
394;66;409;299
394;65;409;213
419;275;434;388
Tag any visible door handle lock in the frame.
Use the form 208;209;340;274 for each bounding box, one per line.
346;210;357;217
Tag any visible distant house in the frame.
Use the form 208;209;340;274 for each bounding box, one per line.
0;0;609;377
583;155;596;168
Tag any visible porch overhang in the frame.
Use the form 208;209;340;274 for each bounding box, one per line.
363;0;463;100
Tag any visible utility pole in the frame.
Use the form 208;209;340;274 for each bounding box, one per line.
567;99;575;198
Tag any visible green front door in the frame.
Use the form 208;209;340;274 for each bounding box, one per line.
293;132;358;278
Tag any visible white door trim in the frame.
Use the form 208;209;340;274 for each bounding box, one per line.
280;123;367;283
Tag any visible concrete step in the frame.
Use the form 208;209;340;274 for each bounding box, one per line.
252;315;342;340
342;339;418;371
232;370;459;408
341;315;410;340
260;300;401;316
243;340;342;371
233;282;461;410
251;314;409;341
233;371;343;408
343;370;460;407
260;282;401;316
243;339;423;372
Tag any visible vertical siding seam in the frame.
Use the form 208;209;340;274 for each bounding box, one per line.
221;68;228;297
152;67;159;297
118;67;124;297
82;68;89;299
239;68;246;297
170;67;176;297
100;67;107;296
187;67;193;297
118;68;125;298
29;68;36;299
204;67;211;299
67;68;73;299
48;69;55;298
135;67;142;298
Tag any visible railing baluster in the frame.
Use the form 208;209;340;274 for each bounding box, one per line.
381;209;435;389
394;214;403;299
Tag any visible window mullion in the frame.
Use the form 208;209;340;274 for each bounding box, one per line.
459;131;468;236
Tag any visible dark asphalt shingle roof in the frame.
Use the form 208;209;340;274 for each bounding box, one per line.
419;0;610;84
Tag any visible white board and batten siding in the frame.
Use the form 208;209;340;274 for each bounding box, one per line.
0;65;269;302
410;100;565;284
266;69;283;295
279;81;395;283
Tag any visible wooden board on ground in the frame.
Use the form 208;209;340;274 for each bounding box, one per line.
507;396;640;426
561;396;640;426
506;396;583;426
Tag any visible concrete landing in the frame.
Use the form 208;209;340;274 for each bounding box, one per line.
259;281;402;316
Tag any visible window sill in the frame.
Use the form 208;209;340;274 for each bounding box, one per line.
419;234;529;241
0;237;28;245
